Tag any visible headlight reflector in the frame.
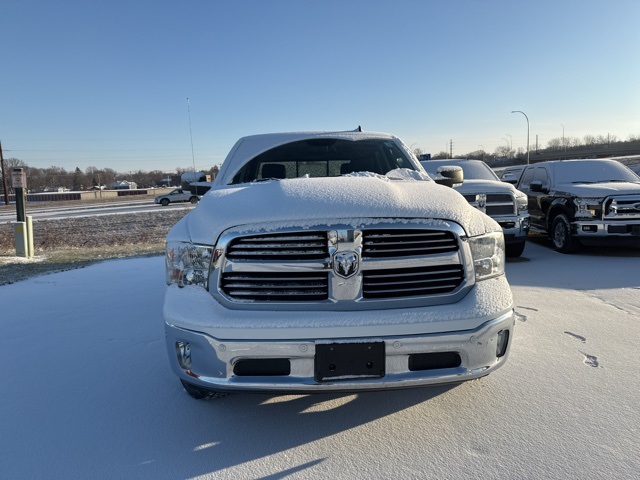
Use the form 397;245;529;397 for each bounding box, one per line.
573;197;602;218
166;242;214;288
515;194;528;212
468;232;505;281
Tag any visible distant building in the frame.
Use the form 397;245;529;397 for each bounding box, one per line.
112;180;137;190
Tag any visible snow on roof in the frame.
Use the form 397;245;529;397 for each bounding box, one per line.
168;173;500;245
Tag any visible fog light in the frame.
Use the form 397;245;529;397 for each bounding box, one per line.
582;225;597;233
176;341;192;370
496;330;509;358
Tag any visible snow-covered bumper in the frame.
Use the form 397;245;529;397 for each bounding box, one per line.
163;281;515;393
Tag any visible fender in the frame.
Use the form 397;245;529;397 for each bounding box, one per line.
546;197;574;230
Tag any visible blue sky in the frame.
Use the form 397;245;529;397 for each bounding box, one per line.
1;0;639;173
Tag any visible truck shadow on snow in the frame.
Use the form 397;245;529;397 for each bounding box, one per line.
147;384;458;478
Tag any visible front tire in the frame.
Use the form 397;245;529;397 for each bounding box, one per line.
551;214;579;253
189;196;199;204
506;240;526;258
161;198;170;207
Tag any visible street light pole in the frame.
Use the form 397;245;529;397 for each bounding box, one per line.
478;145;485;162
187;98;196;174
511;110;530;165
561;124;565;152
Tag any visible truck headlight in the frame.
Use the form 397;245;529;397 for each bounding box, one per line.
573;198;602;218
166;241;214;288
468;232;505;281
515;194;528;212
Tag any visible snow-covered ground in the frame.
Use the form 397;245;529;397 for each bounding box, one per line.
1;241;639;479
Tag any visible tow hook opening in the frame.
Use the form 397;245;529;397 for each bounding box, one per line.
176;341;192;370
496;330;510;358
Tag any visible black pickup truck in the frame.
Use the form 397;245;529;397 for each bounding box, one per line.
516;159;640;253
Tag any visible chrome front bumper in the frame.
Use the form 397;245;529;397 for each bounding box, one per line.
572;219;640;237
495;214;530;243
165;310;515;393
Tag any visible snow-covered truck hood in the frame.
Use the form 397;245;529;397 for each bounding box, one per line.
554;181;640;197
454;179;522;195
168;175;500;245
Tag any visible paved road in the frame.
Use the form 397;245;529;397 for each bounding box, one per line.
0;199;193;222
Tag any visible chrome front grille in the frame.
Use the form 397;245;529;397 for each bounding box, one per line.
464;193;515;216
604;195;640;219
214;222;471;309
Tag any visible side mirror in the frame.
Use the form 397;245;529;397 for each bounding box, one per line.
434;166;464;188
529;180;546;193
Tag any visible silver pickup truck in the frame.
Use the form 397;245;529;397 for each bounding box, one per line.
421;159;530;257
163;130;515;399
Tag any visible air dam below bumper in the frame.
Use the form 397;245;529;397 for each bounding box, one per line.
165;311;515;393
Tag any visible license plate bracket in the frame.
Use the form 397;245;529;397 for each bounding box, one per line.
315;342;385;382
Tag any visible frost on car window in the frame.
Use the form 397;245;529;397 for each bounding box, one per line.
230;138;416;184
555;160;640;184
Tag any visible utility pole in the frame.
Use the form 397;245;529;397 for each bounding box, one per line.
0;141;10;205
450;139;453;159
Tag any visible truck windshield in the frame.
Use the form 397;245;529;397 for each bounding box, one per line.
555;161;639;184
230;139;415;184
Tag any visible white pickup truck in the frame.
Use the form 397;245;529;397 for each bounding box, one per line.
154;188;200;206
163;130;515;398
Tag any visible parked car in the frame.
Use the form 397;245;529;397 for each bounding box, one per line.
154;188;200;206
516;159;640;253
499;166;526;185
163;130;515;398
421;159;530;257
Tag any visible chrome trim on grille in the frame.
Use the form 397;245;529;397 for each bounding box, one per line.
464;193;516;216
604;194;640;220
210;221;474;311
